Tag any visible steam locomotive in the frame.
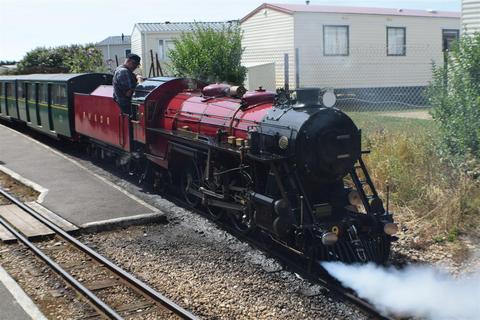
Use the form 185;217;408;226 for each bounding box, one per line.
0;74;397;264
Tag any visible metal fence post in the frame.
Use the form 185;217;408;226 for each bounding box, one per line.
295;48;300;89
284;53;289;92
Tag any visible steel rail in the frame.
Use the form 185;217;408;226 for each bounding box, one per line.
0;187;198;320
0;215;123;320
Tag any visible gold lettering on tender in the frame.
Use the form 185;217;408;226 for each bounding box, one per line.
107;117;110;125
100;115;103;124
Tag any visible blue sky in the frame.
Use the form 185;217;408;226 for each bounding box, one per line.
0;0;461;61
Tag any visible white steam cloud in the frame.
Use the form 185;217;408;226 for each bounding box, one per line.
322;262;480;320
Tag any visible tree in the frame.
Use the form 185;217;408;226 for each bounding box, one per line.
16;44;105;74
428;33;480;159
168;23;246;85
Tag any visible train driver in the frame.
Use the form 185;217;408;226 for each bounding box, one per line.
113;53;141;115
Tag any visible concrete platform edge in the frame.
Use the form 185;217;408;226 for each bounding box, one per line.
80;212;167;233
0;165;48;203
0;265;48;320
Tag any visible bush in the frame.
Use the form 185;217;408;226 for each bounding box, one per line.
168;23;246;85
17;44;106;74
428;33;480;160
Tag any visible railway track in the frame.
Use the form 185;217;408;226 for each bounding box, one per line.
0;187;198;320
165;193;395;320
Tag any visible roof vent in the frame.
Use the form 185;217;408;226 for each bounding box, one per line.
397;8;403;12
427;9;437;14
165;21;171;24
306;0;310;4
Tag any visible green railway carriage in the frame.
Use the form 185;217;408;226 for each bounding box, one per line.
0;73;112;138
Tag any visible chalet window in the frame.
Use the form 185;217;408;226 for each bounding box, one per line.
442;29;459;51
387;27;406;56
323;25;349;56
159;40;176;60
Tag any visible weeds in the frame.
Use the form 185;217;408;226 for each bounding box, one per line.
350;112;480;242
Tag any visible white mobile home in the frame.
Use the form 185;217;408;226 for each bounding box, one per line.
95;35;131;70
462;0;480;34
241;3;460;104
130;22;230;76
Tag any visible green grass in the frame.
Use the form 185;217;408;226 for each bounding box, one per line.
348;111;437;136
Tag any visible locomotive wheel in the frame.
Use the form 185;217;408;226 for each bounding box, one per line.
230;209;255;234
180;160;202;208
206;204;224;221
229;171;255;234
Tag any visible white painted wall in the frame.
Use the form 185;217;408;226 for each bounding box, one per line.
241;9;460;89
294;12;460;89
131;27;143;63
96;44;131;70
244;62;276;91
462;0;480;34
130;26;185;77
241;8;295;88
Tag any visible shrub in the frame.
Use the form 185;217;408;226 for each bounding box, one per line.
427;33;480;160
168;23;246;85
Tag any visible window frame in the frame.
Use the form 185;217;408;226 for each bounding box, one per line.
323;25;350;56
442;29;460;52
386;26;407;56
125;49;131;56
159;39;175;60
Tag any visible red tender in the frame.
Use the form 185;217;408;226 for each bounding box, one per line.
74;86;131;151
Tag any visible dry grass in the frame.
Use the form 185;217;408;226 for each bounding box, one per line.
350;112;480;243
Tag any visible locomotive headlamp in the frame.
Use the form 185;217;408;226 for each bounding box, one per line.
278;136;289;150
348;190;363;207
321;232;338;246
383;223;398;236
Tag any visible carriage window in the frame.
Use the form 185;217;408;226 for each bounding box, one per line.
17;82;25;99
51;84;67;105
0;83;3;97
27;83;35;101
6;83;13;97
38;84;48;104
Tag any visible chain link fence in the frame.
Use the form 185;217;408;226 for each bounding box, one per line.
242;44;443;113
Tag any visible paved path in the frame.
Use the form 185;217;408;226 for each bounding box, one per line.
0;266;46;320
0;124;159;227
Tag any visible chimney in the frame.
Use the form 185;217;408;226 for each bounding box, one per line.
121;33;124;42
